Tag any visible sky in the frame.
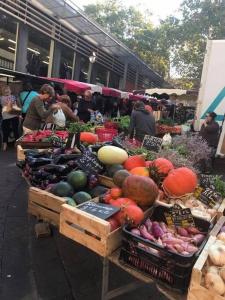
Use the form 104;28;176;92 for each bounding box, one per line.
76;0;182;25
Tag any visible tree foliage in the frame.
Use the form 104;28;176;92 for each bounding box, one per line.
84;0;225;83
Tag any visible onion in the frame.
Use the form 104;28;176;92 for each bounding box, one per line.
217;232;225;243
209;242;225;266
219;266;225;281
220;226;225;233
207;266;218;274
205;272;225;295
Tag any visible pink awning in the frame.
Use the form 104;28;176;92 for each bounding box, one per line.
129;94;146;101
44;78;91;94
102;87;121;98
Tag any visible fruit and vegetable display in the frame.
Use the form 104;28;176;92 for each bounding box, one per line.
20;130;68;143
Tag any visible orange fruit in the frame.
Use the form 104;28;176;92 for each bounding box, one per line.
130;167;149;177
110;187;123;199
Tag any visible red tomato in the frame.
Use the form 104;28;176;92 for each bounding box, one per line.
103;193;112;204
110;187;122;199
145;161;153;168
115;205;144;226
110;198;137;208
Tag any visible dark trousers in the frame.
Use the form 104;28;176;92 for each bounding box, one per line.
1;117;19;143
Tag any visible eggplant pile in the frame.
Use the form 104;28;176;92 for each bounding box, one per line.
130;219;206;256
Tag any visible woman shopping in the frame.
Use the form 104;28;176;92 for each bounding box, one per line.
23;84;59;133
0;86;20;151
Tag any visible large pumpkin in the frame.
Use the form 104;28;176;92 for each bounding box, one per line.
124;155;146;171
122;175;159;207
162;167;197;197
152;158;174;175
80;132;98;144
98;146;128;165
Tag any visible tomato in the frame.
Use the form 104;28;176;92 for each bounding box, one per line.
110;187;122;199
115;205;144;226
145;161;153;168
108;217;120;232
103;193;112;204
110;198;137;208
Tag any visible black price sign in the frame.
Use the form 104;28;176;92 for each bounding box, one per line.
199;188;222;208
76;150;104;175
77;201;120;220
142;135;162;152
165;204;195;228
199;174;216;189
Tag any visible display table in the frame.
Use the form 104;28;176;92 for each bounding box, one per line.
101;248;187;300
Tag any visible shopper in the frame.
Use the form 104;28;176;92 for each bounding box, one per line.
77;90;94;123
200;112;220;173
23;84;59;133
19;82;38;120
129;101;156;142
0;85;19;151
176;103;186;124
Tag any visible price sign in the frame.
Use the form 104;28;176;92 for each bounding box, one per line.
165;204;195;228
199;188;222;208
77;201;120;220
199;174;216;189
76;150;104;175
142;135;162;152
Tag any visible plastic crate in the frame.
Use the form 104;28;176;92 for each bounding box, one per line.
120;205;212;292
104;121;118;129
96;128;118;142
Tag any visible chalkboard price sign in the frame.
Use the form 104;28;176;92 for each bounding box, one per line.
76;150;104;175
199;174;216;189
77;201;120;220
199;187;222;208
142;135;162;152
165;204;195;228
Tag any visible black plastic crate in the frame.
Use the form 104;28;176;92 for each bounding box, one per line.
119;248;191;293
123;205;212;264
120;205;213;292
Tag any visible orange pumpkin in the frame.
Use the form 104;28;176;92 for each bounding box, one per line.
80;132;98;144
122;175;159;207
162;167;198;197
123;155;146;171
152;158;174;175
130;167;149;177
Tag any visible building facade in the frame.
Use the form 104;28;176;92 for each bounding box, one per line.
0;0;165;91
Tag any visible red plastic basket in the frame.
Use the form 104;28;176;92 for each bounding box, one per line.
104;121;119;129
96;128;118;142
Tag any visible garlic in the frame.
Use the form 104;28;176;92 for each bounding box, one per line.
205;272;225;295
217;232;225;243
207;266;218;274
208;243;225;266
219;266;225;281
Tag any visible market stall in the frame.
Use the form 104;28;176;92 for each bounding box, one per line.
16;121;225;300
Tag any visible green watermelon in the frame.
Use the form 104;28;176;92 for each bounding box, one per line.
67;170;87;190
73;191;92;205
106;164;124;178
51;182;73;197
64;197;77;207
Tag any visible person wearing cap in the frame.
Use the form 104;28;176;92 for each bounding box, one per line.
129;101;156;142
200;112;220;172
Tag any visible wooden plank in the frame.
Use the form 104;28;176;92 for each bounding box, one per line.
29;187;66;213
217;199;225;220
17;145;25;161
28;202;59;226
105;228;122;256
60;204;111;238
98;175;116;188
210;216;225;236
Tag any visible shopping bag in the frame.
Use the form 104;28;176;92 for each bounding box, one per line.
52;109;66;128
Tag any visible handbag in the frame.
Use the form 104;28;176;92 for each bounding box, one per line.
2;102;21;115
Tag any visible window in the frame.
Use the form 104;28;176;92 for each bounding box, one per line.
0;14;17;70
95;64;107;86
59;44;74;79
79;56;89;82
109;72;120;89
26;27;50;76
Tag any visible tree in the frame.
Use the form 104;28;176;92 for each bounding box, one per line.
84;0;170;78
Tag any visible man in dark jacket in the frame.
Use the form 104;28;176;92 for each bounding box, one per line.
129;101;156;142
200;112;220;173
77;90;94;123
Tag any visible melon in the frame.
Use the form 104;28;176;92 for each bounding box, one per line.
97;146;128;165
51;182;73;197
107;164;124;177
67;170;87;190
113;169;130;187
73;191;92;204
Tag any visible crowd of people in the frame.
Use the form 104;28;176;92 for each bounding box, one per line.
0;82;221;174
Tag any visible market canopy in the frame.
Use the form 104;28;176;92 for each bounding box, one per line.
145;89;187;96
129;94;146;101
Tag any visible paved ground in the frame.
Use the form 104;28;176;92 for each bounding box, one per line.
0;149;169;300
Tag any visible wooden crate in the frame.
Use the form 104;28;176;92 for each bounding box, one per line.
60;203;121;257
28;187;66;227
98;175;116;188
188;216;225;300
